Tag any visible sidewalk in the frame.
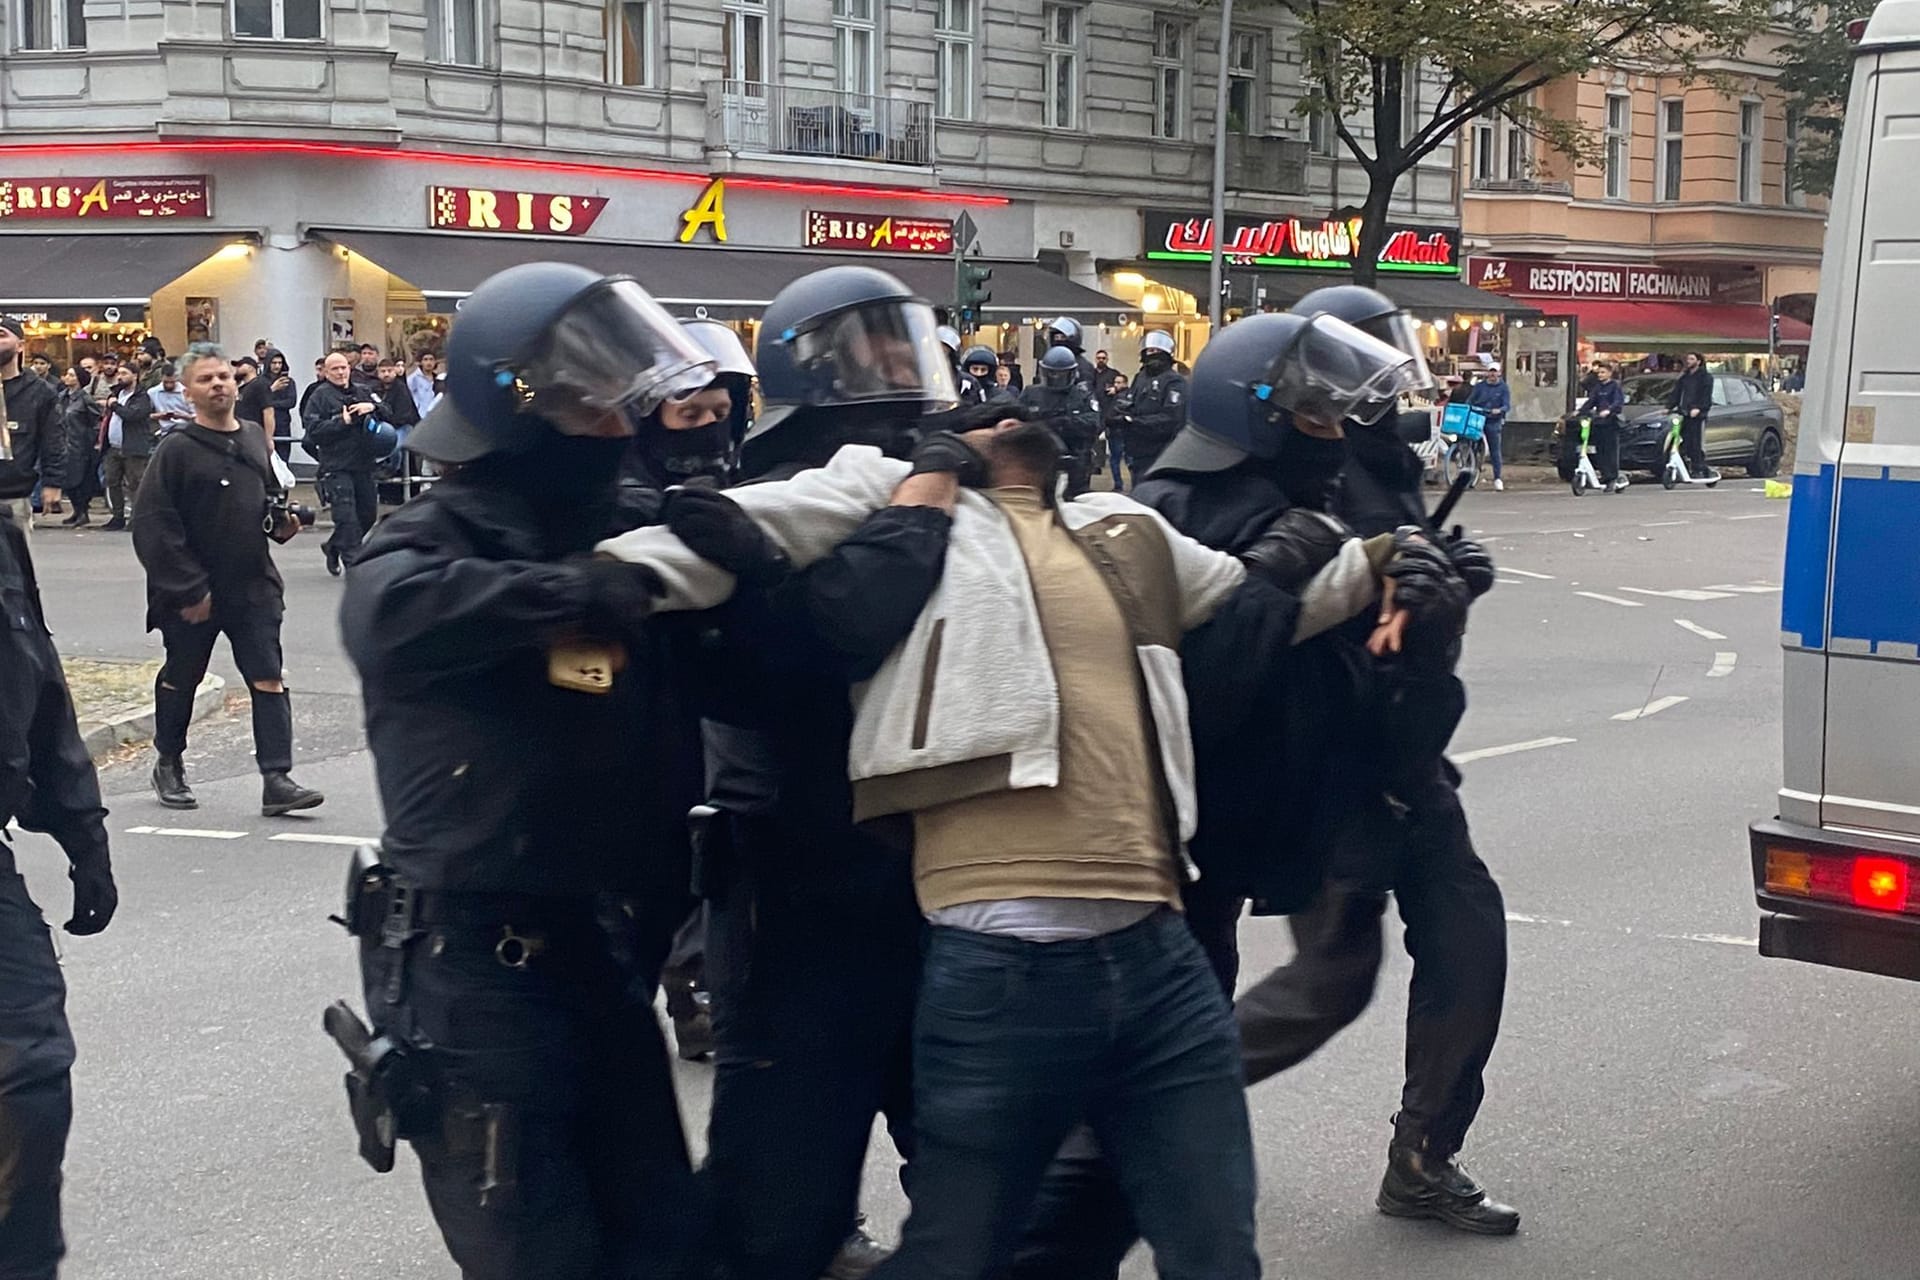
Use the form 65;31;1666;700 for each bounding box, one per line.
64;657;224;759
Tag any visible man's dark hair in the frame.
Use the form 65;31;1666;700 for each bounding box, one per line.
948;399;1035;434
358;343;378;355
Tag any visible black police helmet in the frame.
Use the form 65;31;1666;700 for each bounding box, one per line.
1292;285;1400;329
961;343;998;373
1045;316;1084;352
1147;313;1305;478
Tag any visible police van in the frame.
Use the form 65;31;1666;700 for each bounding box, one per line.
1750;0;1920;983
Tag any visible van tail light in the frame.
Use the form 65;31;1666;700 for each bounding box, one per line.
1764;845;1915;915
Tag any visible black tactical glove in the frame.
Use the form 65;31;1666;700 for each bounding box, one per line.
1240;508;1353;591
907;431;989;486
664;487;790;589
65;854;118;936
580;558;666;632
1445;535;1497;599
1385;527;1470;637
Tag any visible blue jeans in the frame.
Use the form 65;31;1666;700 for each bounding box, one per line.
1106;428;1129;492
1483;415;1504;479
873;909;1259;1280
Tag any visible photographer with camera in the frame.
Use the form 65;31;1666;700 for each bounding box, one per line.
132;343;324;817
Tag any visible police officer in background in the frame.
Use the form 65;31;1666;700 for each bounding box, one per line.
1108;329;1189;483
681;265;958;1280
0;372;118;1280
1043;315;1102;409
335;263;719;1280
1236;284;1516;1234
1020;345;1101;496
957;343;999;406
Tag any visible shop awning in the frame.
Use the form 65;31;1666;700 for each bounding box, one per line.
1378;276;1542;317
312;230;1136;321
1559;300;1813;352
1111;264;1537;317
0;232;239;314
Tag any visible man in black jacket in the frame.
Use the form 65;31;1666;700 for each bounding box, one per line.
372;355;420;433
99;363;156;532
0;450;117;1280
304;351;385;575
337;264;721;1280
133;344;324;818
0;318;59;524
1667;351;1716;481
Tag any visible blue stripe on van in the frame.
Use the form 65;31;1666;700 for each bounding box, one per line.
1828;467;1920;654
1781;464;1834;649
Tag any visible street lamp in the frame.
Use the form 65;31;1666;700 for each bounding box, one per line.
1207;0;1234;332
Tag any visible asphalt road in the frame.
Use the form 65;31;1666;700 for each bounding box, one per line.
10;479;1918;1280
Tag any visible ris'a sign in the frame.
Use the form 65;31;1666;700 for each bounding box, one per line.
804;210;956;255
0;176;211;220
1142;210;1459;276
428;186;608;237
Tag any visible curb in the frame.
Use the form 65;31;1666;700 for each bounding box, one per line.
78;673;225;759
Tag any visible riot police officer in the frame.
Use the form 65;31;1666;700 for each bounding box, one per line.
689;265;959;1280
1043;314;1102;408
0;356;118;1279
1237;283;1517;1234
958;343;999;406
1020;345;1101;496
333;262;720;1280
1109;329;1189;480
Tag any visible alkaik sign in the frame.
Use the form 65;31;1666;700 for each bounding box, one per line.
0;176;211;220
1143;210;1459;275
1468;256;1761;304
804;210;955;255
429;186;608;237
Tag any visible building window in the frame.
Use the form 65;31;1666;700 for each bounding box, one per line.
833;0;877;97
606;0;651;86
234;0;321;39
1472;107;1530;182
1658;98;1684;200
1152;17;1188;141
1042;3;1080;130
1226;29;1263;135
935;0;974;120
425;0;484;65
17;0;86;48
1603;91;1631;199
1784;107;1805;206
1400;59;1421;140
1471;111;1496;181
723;0;768;92
1739;99;1762;203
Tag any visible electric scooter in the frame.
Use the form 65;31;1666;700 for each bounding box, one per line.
1660;412;1721;490
1569;415;1632;496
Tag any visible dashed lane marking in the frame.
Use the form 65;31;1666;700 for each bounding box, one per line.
1576;591;1646;608
1612;695;1690;721
1620;586;1738;602
1505;911;1575;927
1675;619;1728;641
1708;652;1737;678
1501;568;1556;580
1727;513;1782;521
123;825;249;840
268;833;380;847
1703;583;1782;594
1641;520;1692;527
1453;736;1578;764
1504;914;1759;951
1661;932;1760;947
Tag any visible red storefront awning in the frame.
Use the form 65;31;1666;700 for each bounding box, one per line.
1549;299;1812;351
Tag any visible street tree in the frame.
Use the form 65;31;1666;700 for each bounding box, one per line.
1284;0;1779;287
1776;0;1878;196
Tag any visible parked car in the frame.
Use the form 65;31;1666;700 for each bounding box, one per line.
1555;372;1788;480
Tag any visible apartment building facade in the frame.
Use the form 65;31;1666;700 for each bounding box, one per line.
1460;33;1825;419
0;0;1482;370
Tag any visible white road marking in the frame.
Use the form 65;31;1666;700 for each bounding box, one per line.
267;833;379;847
1505;911;1576;927
1675;619;1727;641
1576;591;1646;608
1453;736;1577;764
1612;695;1690;721
1641;520;1692;527
1660;932;1759;947
1727;513;1782;521
1620;586;1737;601
1703;583;1782;594
123;825;249;840
1501;567;1556;580
1708;652;1737;678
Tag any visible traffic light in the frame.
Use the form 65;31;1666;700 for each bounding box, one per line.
956;260;998;328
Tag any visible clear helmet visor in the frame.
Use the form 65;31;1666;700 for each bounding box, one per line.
1263;313;1426;427
1357;311;1438;392
518;278;716;417
788;300;959;408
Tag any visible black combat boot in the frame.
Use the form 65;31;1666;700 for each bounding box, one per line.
151;754;197;809
1378;1133;1520;1235
261;771;325;816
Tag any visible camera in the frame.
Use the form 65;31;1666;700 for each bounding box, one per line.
264;494;316;543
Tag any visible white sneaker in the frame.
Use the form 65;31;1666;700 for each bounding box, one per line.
1612;476;1631;492
1493;478;1505;491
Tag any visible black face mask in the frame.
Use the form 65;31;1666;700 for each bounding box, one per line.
643;420;733;482
470;427;631;549
1267;417;1349;511
1140;352;1172;375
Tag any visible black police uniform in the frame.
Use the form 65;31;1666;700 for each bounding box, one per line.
1117;364;1190;474
1233;418;1508;1157
0;425;116;1277
1019;380;1101;496
696;429;950;1280
304;379;387;569
339;433;709;1280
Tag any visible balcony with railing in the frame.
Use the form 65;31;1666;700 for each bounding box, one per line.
704;80;935;168
1226;134;1310;195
